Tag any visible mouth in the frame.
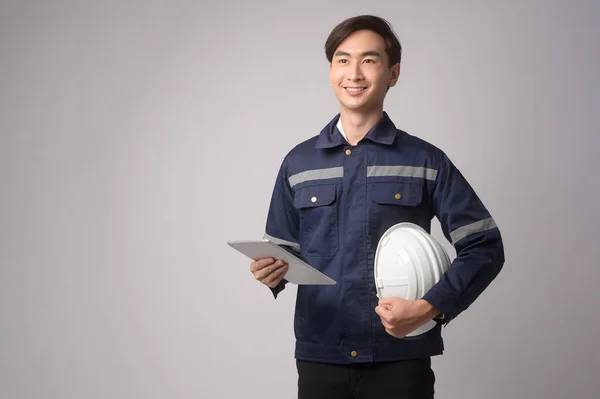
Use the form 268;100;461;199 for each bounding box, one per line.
344;87;367;95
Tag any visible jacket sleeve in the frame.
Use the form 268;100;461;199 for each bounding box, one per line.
263;156;300;299
422;150;505;325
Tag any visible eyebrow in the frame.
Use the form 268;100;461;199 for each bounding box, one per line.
334;50;382;58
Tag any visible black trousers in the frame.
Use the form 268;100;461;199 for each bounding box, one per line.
296;358;435;399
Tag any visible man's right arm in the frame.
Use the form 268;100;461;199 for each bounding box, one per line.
261;157;300;298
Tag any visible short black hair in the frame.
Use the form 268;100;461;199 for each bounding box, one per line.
325;15;402;67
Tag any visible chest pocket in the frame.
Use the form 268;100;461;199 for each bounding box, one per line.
371;181;423;206
369;181;426;233
293;184;339;258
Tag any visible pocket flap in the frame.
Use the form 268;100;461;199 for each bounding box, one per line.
294;184;337;209
371;182;423;206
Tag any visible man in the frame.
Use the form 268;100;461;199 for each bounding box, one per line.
249;15;504;399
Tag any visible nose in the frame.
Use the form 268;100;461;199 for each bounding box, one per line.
347;62;364;81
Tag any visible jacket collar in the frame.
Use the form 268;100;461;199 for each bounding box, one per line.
315;111;398;149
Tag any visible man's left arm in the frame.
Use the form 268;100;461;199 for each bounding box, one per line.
421;150;505;326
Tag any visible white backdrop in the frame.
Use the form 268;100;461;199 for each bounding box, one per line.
1;1;599;398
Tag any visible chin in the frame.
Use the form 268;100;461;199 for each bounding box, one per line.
340;101;372;112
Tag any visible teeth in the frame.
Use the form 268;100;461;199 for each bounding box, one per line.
346;88;365;92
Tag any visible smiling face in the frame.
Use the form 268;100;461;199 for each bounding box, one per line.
329;29;400;114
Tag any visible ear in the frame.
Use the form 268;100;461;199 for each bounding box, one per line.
388;63;401;88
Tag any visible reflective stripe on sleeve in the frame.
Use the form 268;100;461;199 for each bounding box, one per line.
450;218;497;244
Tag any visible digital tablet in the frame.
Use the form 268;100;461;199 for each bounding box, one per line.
227;239;336;285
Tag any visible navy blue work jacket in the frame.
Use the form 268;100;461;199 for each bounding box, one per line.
264;112;504;364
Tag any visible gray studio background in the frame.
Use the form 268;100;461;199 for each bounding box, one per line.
1;1;599;398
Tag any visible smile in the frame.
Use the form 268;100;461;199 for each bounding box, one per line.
345;87;367;94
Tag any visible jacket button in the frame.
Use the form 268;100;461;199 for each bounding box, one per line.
345;149;352;155
394;193;402;200
311;196;317;203
350;350;358;357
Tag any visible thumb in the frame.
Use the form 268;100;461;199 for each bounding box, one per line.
375;305;391;320
378;297;395;307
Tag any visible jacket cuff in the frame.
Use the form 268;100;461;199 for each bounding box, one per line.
422;284;458;325
269;279;288;299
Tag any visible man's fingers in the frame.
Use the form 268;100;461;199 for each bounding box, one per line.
375;305;390;321
376;306;398;330
381;318;394;329
264;265;289;287
256;261;286;283
263;263;287;282
257;261;285;280
378;298;394;309
250;258;276;273
379;297;393;305
251;259;284;276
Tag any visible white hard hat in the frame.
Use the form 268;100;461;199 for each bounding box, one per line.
374;222;452;336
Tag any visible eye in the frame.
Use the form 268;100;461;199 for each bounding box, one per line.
338;59;348;64
363;58;375;64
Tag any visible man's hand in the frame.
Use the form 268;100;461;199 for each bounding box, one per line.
250;258;288;288
374;297;441;339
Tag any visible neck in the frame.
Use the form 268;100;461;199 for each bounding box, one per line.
339;107;384;146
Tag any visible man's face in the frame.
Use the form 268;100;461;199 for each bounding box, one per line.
329;30;400;113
